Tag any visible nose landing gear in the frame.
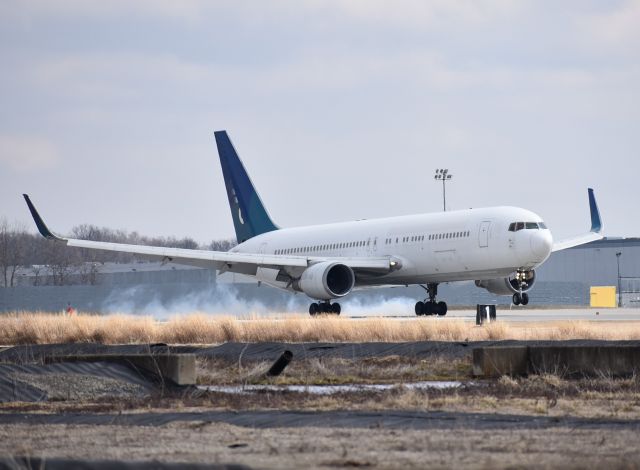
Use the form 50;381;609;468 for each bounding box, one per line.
512;270;531;306
415;283;448;316
512;292;529;306
309;301;341;316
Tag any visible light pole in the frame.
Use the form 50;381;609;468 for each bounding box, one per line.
434;169;452;212
616;252;622;307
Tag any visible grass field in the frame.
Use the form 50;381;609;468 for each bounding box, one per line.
2;312;640;344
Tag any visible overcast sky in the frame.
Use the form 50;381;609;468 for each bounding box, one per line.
1;1;638;244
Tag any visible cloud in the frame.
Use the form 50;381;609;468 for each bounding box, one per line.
3;0;211;23
578;0;640;55
0;135;59;173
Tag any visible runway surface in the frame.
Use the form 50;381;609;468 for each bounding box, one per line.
347;307;640;322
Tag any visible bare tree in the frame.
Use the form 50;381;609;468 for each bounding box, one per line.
31;264;44;286
209;239;237;252
43;241;79;286
0;218;28;287
77;262;100;285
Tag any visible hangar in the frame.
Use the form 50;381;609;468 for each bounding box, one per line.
536;237;640;307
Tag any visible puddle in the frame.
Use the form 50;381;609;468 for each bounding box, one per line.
198;381;467;395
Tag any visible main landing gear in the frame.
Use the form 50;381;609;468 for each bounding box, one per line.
309;301;341;316
415;283;448;316
512;292;529;306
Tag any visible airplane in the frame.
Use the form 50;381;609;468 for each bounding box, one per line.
23;130;603;316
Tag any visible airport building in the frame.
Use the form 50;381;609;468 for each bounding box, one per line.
536;237;640;307
1;238;639;313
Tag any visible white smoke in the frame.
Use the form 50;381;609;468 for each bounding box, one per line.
100;283;306;319
100;282;419;319
341;295;416;317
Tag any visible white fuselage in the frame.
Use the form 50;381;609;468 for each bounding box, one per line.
232;206;554;292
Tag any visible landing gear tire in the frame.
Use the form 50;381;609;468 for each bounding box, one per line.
416;283;447;317
512;293;521;306
521;293;529;306
309;301;340;316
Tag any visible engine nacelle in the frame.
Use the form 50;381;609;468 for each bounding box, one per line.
295;262;355;300
475;270;536;296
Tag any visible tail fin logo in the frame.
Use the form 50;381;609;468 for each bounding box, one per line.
231;187;245;225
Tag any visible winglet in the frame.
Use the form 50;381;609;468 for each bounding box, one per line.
588;188;602;233
22;194;65;241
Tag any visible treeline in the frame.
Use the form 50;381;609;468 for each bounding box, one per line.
0;219;236;287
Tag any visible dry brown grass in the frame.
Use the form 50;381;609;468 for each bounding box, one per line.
1;312;640;345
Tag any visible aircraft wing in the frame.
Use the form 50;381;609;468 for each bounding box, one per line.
551;188;604;252
23;195;395;274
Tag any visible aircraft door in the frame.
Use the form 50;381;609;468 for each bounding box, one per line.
366;236;378;255
478;221;491;248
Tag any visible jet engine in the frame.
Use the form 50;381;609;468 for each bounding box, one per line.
475;270;536;295
295;261;355;300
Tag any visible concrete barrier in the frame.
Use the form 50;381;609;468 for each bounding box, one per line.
472;346;528;377
528;346;640;377
45;354;196;385
474;345;640;378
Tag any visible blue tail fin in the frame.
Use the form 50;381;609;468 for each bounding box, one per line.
214;131;278;243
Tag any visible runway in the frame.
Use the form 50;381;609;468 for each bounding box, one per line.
346;307;640;322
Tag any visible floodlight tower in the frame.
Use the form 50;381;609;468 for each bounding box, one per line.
434;169;452;212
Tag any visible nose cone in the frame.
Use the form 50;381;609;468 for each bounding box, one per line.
531;230;553;261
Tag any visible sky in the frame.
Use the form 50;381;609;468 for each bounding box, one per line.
0;0;638;244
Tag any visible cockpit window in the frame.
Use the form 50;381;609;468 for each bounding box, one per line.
509;221;543;231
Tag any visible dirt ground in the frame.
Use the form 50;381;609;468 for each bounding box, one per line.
1;343;640;468
0;421;638;469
